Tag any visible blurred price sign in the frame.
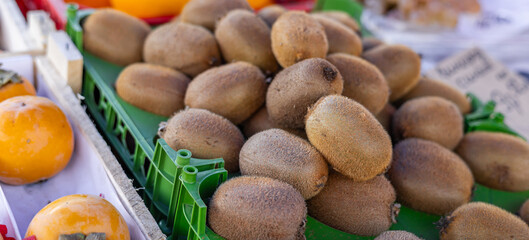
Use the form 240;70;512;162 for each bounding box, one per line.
426;47;529;139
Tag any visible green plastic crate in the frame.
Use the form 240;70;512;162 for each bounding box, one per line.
66;5;529;240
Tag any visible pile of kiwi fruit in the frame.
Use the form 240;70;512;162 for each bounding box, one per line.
83;0;529;239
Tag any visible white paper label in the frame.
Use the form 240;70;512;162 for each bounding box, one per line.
426;47;529;139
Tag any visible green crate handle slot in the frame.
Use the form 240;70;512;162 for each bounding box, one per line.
66;5;529;240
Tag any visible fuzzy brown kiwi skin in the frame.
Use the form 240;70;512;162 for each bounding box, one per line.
179;0;252;31
439;202;529;240
184;62;267;125
116;63;189;117
83;9;150;66
326;53;389;114
208;176;307;240
257;4;287;27
215;10;279;74
362;37;384;52
363;44;421;101
305;95;392;181
375;104;396;133
374;231;422;240
520;199;529;224
271;11;329;68
311;11;360;33
393;96;463;150
160;108;244;172
455;131;529;192
312;16;362;56
308;172;398;236
398;76;471;114
266;58;343;129
143;22;220;77
241;106;308;139
389;138;474;215
239;129;329;199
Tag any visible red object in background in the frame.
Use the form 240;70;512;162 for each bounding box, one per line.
23;236;37;240
0;224;17;240
16;0;314;29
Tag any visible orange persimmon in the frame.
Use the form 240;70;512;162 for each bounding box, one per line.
0;68;36;103
0;96;74;185
26;194;130;240
110;0;190;18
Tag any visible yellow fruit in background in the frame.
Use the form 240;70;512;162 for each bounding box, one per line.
0;96;74;185
26;194;130;240
110;0;190;18
248;0;274;9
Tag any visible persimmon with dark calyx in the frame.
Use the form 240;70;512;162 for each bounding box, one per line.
26;194;130;240
0;96;74;185
0;67;36;103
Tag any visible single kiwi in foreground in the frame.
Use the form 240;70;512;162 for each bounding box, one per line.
83;9;150;66
389;138;474;215
184;62;267;125
308;172;398;236
393;96;463;150
266;58;343;129
312;15;362;56
116;63;189;117
455;131;529;192
179;0;252;31
241;106;308;139
305;95;392;181
215;10;279;74
520;199;529;224
257;4;287;27
159;108;244;172
326;53;389;114
374;231;422;240
311;11;360;33
208;176;307;240
239;129;328;199
439;202;529;240
398;76;471;113
271;11;328;68
143;22;220;77
363;44;421;101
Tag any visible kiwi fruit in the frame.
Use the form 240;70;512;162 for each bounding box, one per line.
311;16;362;56
184;62;266;125
389;138;474;215
399;76;471;114
83;9;150;66
159;108;244;172
215;10;279;74
439;202;529;239
257;4;287;27
308;172;398;236
305;95;392;181
143;22;220;77
241;106;307;139
208;176;307;240
179;0;252;31
266;58;343;129
116;63;189;117
455;131;529;192
239;129;328;199
326;53;389;114
375;104;396;133
375;231;422;240
363;44;421;101
520;199;529;224
311;11;360;33
393;96;463;150
362;37;384;52
271;11;329;68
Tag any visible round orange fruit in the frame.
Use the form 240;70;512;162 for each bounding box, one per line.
26;194;130;240
0;69;36;103
0;96;74;185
